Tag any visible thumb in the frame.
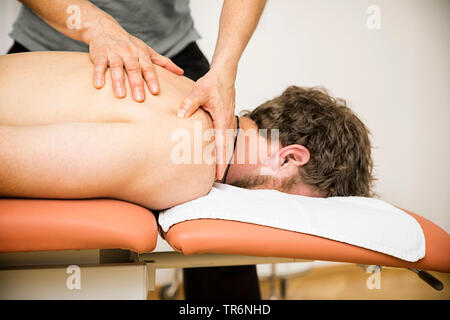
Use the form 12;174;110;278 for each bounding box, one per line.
178;90;206;118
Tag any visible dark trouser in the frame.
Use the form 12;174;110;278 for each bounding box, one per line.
7;40;261;300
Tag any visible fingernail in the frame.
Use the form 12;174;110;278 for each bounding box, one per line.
151;83;159;94
95;79;102;88
135;89;144;101
177;109;186;118
116;87;124;97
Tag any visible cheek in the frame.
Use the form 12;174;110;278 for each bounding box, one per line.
245;138;272;166
226;163;260;185
258;137;280;166
234;163;259;176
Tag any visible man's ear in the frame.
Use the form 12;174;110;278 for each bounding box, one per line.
278;144;310;168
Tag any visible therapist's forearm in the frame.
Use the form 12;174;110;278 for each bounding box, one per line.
211;0;266;79
18;0;119;45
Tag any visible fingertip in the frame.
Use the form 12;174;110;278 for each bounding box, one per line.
115;86;126;99
180;97;191;109
216;167;225;181
150;82;159;95
94;78;104;89
168;60;184;75
178;100;196;118
134;90;145;102
176;67;184;75
177;108;187;118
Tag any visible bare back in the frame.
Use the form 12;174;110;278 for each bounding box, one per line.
0;52;215;210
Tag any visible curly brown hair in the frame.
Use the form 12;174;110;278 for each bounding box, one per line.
243;86;375;197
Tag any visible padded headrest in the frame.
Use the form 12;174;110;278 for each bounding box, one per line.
164;209;450;273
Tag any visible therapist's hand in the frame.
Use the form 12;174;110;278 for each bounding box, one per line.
88;19;184;102
177;68;236;181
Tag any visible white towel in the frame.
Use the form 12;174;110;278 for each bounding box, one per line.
159;183;426;262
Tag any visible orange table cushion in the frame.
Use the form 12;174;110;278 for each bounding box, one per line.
0;199;157;254
165;209;450;273
1;198;449;273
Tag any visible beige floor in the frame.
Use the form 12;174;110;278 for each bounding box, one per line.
148;264;450;300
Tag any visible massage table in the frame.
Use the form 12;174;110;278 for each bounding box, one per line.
0;198;449;299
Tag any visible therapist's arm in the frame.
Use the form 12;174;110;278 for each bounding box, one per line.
18;0;184;102
178;0;266;180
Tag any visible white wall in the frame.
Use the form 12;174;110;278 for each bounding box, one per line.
0;0;20;53
1;0;449;233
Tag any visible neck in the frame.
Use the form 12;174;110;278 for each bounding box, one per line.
221;116;262;184
221;115;240;183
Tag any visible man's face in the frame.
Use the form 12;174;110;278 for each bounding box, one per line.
223;125;282;184
222;121;302;192
221;119;323;196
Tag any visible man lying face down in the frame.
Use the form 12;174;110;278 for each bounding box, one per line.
0;52;374;211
